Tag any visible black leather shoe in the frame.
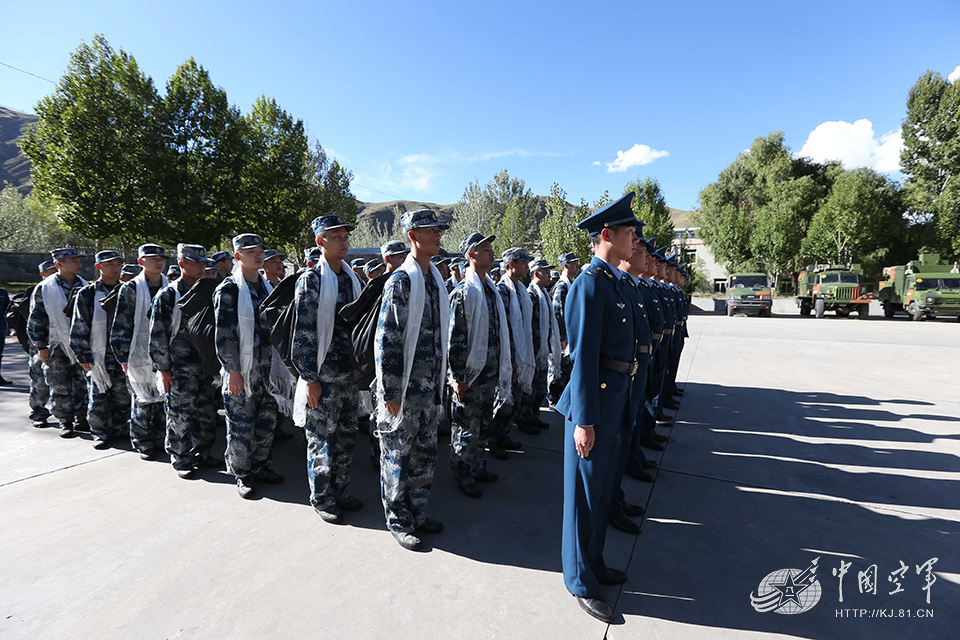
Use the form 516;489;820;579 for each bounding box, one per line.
488;445;508;461
626;465;654;482
74;419;90;433
622;502;645;517
656;415;674;426
459;483;482;499
139;449;157;460
498;436;523;451
59;422;78;438
642;459;658;470
92;438;110;450
476;470;499;483
598;568;628;586
673;388;685;396
31;418;50;428
253;468;285;484
652;432;669;443
197;456;225;469
517;423;541;435
662;400;680;410
415;518;443;534
238;477;254;499
336;496;362;512
392;531;423;551
638;436;664;452
608;511;641;535
537;420;550;430
177;467;196;479
315;505;343;523
576;596;614;623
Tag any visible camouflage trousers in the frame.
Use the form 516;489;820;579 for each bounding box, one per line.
450;377;497;487
516;366;548;428
223;371;278;479
43;346;87;424
128;388;166;454
165;364;219;470
491;377;524;442
304;380;358;510
377;399;440;534
86;362;131;441
29;347;51;422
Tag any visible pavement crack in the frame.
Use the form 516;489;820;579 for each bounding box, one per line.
0;451;125;489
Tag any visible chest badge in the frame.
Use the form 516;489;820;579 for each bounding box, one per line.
616;303;625;309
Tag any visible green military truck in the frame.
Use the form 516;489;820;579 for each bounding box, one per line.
797;264;872;319
877;252;960;321
726;273;773;316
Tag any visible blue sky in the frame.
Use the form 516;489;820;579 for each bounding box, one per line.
2;0;959;211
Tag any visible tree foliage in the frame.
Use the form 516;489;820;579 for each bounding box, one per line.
901;70;960;258
624;176;673;249
0;186;89;251
447;169;540;256
539;182;590;266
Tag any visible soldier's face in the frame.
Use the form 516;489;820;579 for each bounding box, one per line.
218;258;234;276
236;246;265;269
368;265;386;279
320;228;350;261
385;253;407;271
41;268;58;278
139;255;166;275
56;256;83;276
411;227;442;255
263;256;285;279
179;259;206;281
534;268;551;287
97;259;122;281
512;259;530;279
470;242;494;271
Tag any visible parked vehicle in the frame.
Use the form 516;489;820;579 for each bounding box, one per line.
796;264;872;319
726;273;773;316
877;252;960;321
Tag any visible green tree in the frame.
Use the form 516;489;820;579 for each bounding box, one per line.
624;176;673;248
539;182;590;265
20;34;165;250
160;57;246;249
750;176;823;288
237;96;310;250
901;70;960;257
0;186;90;251
291;143;357;258
801;168;904;265
447;169;540;256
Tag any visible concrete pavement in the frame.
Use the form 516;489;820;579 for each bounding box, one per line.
0;312;957;639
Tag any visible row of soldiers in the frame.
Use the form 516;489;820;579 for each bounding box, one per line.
22;200;688;581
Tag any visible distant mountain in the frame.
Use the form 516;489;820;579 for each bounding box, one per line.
0;106;37;193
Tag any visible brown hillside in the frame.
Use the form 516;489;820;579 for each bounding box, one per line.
0;106;37;193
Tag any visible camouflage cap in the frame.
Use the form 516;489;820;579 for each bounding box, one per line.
211;250;232;263
311;214;354;237
137;244;166;258
263;248;287;261
203;258;218;270
529;258;555;272
94;250;122;264
232;234;263;252
363;258;385;275
502;247;534;263
558;252;580;266
450;258;467;270
401;208;448;233
166;265;181;278
177;243;207;262
350;258;367;268
38;260;56;273
459;233;496;257
550;270;560;279
490;265;502;279
120;263;141;276
380;240;409;257
51;247;83;261
304;247;322;261
431;255;452;265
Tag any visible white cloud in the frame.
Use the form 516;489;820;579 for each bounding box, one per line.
591;160;601;167
948;65;960;83
605;144;669;173
797;119;902;173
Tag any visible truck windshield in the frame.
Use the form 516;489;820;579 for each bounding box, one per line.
820;274;839;283
730;275;767;288
938;278;960;289
915;279;937;291
840;274;859;283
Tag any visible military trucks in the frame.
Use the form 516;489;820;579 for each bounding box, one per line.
796;264;872;319
877;252;960;321
726;273;773;316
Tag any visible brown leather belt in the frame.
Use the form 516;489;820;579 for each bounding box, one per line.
663;328;674;336
638;344;652;355
651;332;662;341
599;355;639;376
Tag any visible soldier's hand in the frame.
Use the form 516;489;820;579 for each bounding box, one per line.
306;382;323;409
561;340;568;351
121;363;128;374
453;381;467;402
38;348;50;365
79;362;92;371
574;425;595;459
160;370;173;393
385;402;401;416
228;371;244;395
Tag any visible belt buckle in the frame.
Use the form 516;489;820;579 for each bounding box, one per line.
628;360;638;376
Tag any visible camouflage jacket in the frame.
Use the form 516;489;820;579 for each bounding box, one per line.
292;267;357;384
213;274;272;374
447;280;501;386
69;280;119;365
375;269;443;404
149;279;200;371
551;278;571;343
27;275;86;350
110;278;163;365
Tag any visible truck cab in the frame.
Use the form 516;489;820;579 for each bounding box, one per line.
878;253;960;321
797;264;872;318
726;273;773;317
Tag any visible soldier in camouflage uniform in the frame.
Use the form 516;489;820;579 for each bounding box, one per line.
28;248;89;437
119;263;141;283
111;244;168;458
150;244;221;478
517;257;559;434
374;209;449;551
215;233;283;499
548;253;579;404
293;215;363;523
212;251;234;282
447;233;505;498
28;261;58;427
70;251;130;448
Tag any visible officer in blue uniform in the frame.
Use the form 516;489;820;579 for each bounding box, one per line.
555;192;643;623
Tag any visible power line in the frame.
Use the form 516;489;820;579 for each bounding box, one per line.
0;61;56;84
352;183;405;201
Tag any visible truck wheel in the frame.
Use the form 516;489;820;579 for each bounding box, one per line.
814;298;825;318
908;301;923;322
883;303;895;318
836;308;850;317
858;303;869;319
799;300;811;316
